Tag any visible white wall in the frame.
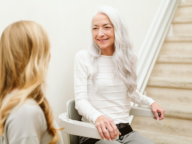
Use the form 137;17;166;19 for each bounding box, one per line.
0;0;162;143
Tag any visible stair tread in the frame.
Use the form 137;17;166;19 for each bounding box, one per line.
133;129;192;144
131;116;192;137
160;42;192;56
179;1;192;7
172;23;192;36
151;63;192;79
175;2;192;18
157;55;192;63
160;104;192;120
147;77;192;89
173;17;192;24
165;36;192;42
146;87;192;106
140;104;192;120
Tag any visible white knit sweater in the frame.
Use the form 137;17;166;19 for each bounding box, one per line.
74;49;155;124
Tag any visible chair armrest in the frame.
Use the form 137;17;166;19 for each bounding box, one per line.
59;112;119;139
130;106;154;117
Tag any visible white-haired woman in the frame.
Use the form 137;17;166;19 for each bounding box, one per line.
74;6;165;144
0;21;63;144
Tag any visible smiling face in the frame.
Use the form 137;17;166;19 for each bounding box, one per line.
92;13;115;55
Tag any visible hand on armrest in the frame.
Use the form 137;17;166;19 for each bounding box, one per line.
151;102;165;121
95;115;120;141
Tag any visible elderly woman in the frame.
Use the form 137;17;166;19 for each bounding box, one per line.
74;6;165;144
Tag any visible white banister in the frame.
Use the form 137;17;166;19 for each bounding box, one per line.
129;0;180;124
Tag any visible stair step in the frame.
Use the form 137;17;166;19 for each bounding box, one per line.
160;40;192;56
165;36;192;42
162;104;192;120
150;63;192;79
139;104;192;120
179;1;192;7
145;87;192;106
147;77;192;89
173;17;192;24
156;55;192;64
172;23;192;36
133;129;192;144
175;2;192;18
131;3;192;142
131;116;192;137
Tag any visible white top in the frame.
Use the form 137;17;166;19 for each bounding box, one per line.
0;94;64;144
74;49;155;124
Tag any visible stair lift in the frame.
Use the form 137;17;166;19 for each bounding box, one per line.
59;99;155;144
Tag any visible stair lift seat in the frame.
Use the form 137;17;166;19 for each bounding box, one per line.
59;99;155;144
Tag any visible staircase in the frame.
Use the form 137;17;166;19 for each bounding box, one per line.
131;1;192;144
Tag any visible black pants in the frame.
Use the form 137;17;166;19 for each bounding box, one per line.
79;123;132;144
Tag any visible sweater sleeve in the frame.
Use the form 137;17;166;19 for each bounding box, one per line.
129;90;155;106
74;52;103;123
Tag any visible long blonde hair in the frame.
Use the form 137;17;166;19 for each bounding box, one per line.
0;21;61;144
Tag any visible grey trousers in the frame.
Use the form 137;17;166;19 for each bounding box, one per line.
95;131;155;144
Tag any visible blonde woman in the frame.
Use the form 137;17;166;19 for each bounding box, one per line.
0;21;63;144
74;6;165;144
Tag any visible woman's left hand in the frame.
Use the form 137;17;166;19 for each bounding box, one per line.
151;102;165;121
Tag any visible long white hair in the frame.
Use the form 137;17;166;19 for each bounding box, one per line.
89;6;138;96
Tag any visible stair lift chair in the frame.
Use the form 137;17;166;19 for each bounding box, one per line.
59;99;155;144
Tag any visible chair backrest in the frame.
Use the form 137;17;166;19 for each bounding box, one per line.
67;99;82;144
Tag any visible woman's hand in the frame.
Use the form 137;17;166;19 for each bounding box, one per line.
95;115;120;141
151;102;165;121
